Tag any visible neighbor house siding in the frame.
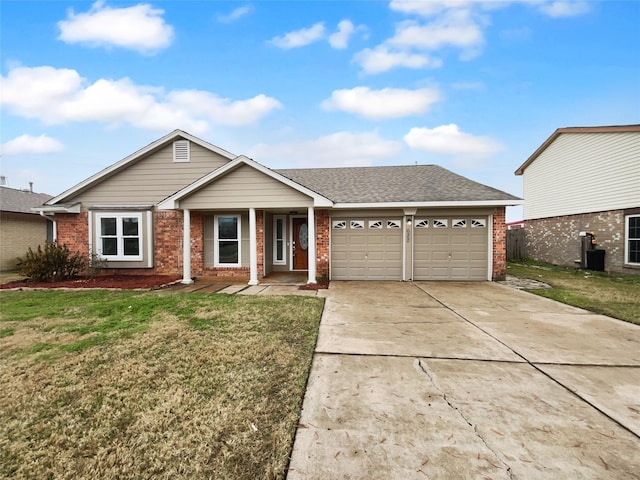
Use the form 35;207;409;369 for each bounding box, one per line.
524;210;638;274
67;142;231;210
522;132;640;220
179;165;313;210
0;213;50;271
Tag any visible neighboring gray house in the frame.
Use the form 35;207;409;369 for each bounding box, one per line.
0;185;53;271
515;125;640;274
35;130;521;284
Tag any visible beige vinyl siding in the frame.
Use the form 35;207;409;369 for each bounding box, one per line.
180;165;313;210
0;212;50;270
523;132;640;220
70;142;230;210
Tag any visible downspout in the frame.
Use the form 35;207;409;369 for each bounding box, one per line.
39;211;57;242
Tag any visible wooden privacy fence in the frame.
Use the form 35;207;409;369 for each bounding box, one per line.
507;228;527;260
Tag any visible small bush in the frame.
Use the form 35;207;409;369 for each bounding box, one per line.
19;243;87;282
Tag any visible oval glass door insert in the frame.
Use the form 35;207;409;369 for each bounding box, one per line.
299;224;308;250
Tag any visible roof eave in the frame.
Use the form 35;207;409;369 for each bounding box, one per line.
333;200;524;209
32;203;82;213
515;124;640;175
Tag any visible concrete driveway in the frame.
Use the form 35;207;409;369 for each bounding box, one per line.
287;281;640;479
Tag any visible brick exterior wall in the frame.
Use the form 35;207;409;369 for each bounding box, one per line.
56;213;89;257
525;209;638;274
154;210;183;275
315;209;330;281
492;208;507;281
0;212;51;271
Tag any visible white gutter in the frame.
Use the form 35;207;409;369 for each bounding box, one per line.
332;200;523;209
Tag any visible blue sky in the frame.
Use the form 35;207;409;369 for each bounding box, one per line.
1;0;639;220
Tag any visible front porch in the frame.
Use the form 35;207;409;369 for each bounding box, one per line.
179;207;330;286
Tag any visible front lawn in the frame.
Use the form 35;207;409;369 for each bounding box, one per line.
507;260;640;325
0;290;323;479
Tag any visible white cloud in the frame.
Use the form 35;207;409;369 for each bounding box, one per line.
57;0;174;54
354;46;441;74
167;91;282;126
390;0;474;16
389;10;484;53
537;1;590;18
0;65;282;133
269;22;326;49
322;87;441;120
251;131;402;168
216;5;253;23
329;20;355;49
404;124;503;163
1;134;65;155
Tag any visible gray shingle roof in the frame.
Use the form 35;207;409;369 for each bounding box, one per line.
0;186;53;214
275;165;520;203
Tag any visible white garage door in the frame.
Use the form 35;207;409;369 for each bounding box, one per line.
331;218;403;280
413;217;488;281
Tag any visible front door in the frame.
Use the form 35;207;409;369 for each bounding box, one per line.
292;218;308;270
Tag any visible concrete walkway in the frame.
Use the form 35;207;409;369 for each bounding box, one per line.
287;281;640;479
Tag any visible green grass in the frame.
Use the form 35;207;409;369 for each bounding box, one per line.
0;290;324;479
507;259;640;325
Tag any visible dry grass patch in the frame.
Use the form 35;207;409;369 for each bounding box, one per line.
0;290;323;479
507;260;640;325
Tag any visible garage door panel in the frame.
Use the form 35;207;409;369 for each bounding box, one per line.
413;216;488;281
331;217;403;281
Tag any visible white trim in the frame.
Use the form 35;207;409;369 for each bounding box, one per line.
182;209;193;284
488;214;494;281
32;203;82;214
249;208;259;285
625;214;640;266
145;210;154;268
333;200;523;209
307;207;316;284
157;156;333;210
47;130;236;206
273;215;286;265
90;204;154;210
402;216;408;281
214;214;241;267
95;212;144;261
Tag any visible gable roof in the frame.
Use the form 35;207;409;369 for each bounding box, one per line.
157;155;333;209
515;124;640;175
46;129;236;205
0;186;53;214
276;165;520;206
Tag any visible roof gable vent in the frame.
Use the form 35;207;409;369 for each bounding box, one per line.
173;140;190;163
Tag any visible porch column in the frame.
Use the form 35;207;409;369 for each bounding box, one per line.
249;207;259;285
307;206;317;284
182;209;193;284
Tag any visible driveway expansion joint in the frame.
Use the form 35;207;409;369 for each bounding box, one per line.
415;358;515;480
416;284;640;441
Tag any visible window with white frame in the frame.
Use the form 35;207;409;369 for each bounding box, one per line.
96;213;143;261
626;215;640;265
273;216;286;264
215;215;241;266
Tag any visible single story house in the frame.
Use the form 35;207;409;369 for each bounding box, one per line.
515;125;640;274
36;130;521;284
0;184;53;271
